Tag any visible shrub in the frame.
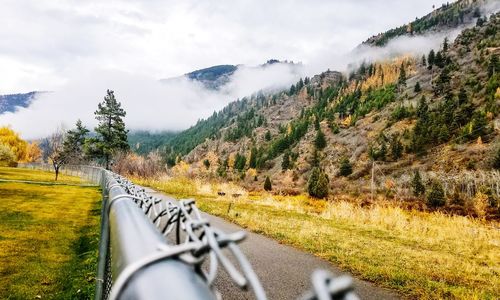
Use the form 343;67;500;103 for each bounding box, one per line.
0;144;16;167
493;147;500;170
308;167;329;198
338;157;352;177
264;176;272;191
473;192;489;218
203;159;210;170
315;128;326;150
427;181;445;208
411;170;425;197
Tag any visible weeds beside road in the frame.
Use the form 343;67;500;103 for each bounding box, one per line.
135;176;500;299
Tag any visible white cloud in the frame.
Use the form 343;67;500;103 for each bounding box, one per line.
2;0;497;139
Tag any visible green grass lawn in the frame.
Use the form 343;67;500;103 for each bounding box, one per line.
0;167;101;299
0;166;84;184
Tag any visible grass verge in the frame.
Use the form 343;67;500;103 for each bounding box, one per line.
135;176;500;299
0;167;101;299
0;166;84;185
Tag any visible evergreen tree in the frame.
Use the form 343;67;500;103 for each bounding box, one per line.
264;176;272;191
435;51;444;68
62;119;89;163
443;37;449;53
249;147;257;168
307;167;329;198
398;62;407;86
427;180;445;207
315;128;327;150
234;153;246;171
203;159;210;170
390;134;403;160
281;151;290;171
428;49;435;67
87;90;129;169
265;130;272;141
411;170;425;197
379;142;387;161
339;157;352;177
414;81;421;93
493;147;500;170
421;54;427;66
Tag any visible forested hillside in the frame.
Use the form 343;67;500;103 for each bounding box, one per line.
0;92;39;114
363;0;491;46
158;7;499;217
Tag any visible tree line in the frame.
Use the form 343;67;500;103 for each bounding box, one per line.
42;90;129;179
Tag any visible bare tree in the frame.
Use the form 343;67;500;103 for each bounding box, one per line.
43;128;67;181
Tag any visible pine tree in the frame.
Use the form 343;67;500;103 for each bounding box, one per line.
281;151;290;171
249;147;257;168
315;128;327;150
435;51;444;68
63;119;89;163
390;134;403;160
203;159;210;169
427;180;445;207
234;153;246;171
398;62;407;87
421;55;427;66
493;147;500;170
428;49;435;67
411;170;425;197
307;167;329;198
264;176;272;191
339;157;352;177
414;81;421;93
443;37;449;53
87;90;129;169
265;130;272;141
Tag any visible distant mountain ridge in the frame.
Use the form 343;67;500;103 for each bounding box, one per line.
362;0;494;46
0;92;40;114
161;59;300;90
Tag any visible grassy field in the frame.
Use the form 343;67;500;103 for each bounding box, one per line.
0;166;84;184
0;167;101;299
135;176;500;300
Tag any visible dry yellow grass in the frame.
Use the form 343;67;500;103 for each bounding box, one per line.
135;176;500;299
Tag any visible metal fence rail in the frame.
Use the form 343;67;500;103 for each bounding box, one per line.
18;163;358;300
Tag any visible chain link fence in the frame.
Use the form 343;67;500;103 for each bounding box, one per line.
17;163;358;300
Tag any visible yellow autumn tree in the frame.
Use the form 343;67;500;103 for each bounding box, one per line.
24;142;42;162
0;126;28;162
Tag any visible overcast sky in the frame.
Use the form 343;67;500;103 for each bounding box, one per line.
6;0;485;139
0;0;448;94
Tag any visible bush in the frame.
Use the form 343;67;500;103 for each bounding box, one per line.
427;181;445;207
411;170;425;197
264;176;272;191
338;157;352;177
0;144;17;167
493;147;500;170
308;167;329;198
315;128;326;150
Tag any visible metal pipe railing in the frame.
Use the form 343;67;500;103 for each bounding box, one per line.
17;163;359;300
105;171;215;300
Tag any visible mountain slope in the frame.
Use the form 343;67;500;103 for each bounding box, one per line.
0;92;39;114
164;10;499;217
363;0;494;46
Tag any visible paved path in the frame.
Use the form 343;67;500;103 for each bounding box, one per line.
145;188;400;300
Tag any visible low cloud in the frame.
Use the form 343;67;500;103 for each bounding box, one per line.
1;0;499;139
0;63;305;139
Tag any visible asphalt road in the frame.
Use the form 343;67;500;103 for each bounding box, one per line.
145;188;400;300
